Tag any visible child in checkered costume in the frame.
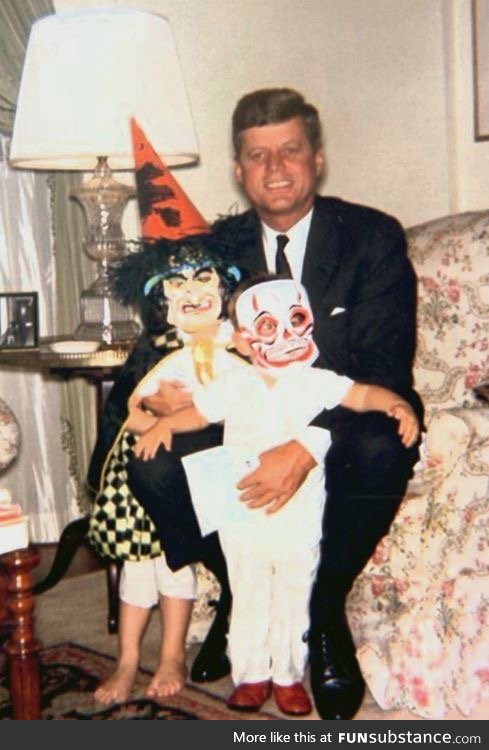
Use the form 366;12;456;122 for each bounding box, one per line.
90;119;250;705
91;234;246;705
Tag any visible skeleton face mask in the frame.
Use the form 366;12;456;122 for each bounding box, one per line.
235;279;318;375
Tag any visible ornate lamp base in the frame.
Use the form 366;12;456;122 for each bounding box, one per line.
71;157;140;343
74;303;140;343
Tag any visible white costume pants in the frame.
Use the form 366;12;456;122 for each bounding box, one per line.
120;553;196;609
220;523;319;686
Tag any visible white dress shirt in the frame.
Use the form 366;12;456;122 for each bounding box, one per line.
261;209;313;281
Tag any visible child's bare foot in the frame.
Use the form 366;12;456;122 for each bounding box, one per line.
146;658;187;699
94;662;138;705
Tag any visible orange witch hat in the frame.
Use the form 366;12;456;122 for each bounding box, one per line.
130;117;209;240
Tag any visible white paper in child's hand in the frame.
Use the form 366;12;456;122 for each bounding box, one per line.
182;447;258;536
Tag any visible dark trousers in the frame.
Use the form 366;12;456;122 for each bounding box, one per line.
309;409;420;628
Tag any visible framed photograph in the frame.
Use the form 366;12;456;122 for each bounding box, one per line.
0;292;39;349
472;0;489;140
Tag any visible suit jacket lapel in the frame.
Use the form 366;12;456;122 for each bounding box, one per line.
301;197;341;312
237;200;341;310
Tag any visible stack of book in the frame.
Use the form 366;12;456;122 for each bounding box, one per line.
0;489;29;556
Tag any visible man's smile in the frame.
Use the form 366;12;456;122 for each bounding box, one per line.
265;179;292;190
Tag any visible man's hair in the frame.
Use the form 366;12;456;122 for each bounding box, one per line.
227;272;281;329
232;88;323;156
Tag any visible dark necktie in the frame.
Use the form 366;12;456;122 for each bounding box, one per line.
274;234;292;278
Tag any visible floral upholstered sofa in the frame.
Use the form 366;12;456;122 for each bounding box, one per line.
347;210;489;718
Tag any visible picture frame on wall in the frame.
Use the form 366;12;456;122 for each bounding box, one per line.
0;292;39;349
472;0;489;140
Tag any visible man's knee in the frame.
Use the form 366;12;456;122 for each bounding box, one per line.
126;449;188;516
127;425;224;497
127;445;175;482
327;411;419;492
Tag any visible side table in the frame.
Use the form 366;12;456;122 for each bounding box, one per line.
0;545;41;720
0;339;134;633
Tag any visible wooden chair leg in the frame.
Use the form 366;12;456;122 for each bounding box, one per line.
106;561;121;634
32;517;118;636
3;546;41;720
33;517;89;595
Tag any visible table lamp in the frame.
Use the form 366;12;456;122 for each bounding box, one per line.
9;8;199;343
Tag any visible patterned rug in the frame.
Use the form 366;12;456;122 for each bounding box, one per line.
0;642;276;720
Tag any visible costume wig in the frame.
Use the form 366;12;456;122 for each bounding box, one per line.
110;233;245;332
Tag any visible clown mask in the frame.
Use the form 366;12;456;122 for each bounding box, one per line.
234;279;318;376
163;266;222;334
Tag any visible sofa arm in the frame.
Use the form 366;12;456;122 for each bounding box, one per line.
415;406;489;489
347;405;489;718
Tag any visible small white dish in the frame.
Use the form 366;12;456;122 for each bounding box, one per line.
48;340;101;355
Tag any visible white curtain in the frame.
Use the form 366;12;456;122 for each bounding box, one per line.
0;135;81;541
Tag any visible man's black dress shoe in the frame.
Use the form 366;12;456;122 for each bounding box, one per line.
308;615;365;720
190;601;231;683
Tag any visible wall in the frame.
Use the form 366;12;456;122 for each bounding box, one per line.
52;0;489;232
448;0;489;213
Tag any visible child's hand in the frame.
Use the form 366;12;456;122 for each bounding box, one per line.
133;418;173;461
388;402;419;448
143;380;192;415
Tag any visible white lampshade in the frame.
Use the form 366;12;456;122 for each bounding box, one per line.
10;7;199;170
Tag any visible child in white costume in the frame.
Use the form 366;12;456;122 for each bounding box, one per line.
134;277;419;716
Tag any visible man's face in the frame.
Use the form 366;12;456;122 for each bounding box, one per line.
234;116;324;231
163;266;222;333
235;279;318;375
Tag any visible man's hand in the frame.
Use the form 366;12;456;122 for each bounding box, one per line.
142;379;192;416
236;440;316;514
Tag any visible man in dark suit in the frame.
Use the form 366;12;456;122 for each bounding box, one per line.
97;87;422;719
205;87;423;719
